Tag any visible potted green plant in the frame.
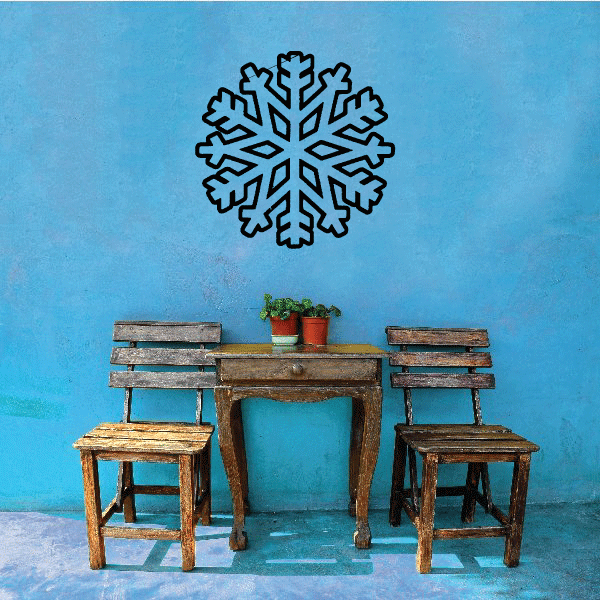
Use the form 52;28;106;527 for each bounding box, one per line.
259;294;303;344
299;299;342;346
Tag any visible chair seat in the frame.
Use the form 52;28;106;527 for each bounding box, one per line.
74;422;214;456
395;423;512;435
397;425;539;455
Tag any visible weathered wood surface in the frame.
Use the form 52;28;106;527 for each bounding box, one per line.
504;453;532;567
133;484;180;495
405;436;540;455
390;351;492;368
74;320;220;571
95;450;180;463
111;347;215;366
213;344;384;551
179;453;195;571
209;343;386;359
229;385;379;404
395;423;511;434
386;327;489;347
390;373;495;389
74;425;211;454
433;525;508;540
109;370;216;389
113;321;221;343
219;358;378;384
93;422;214;434
416;453;438;573
386;325;539;573
102;526;181;541
80;451;106;569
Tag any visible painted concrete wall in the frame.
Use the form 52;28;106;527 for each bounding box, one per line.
1;2;599;512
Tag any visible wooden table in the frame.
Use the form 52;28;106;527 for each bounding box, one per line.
208;343;385;550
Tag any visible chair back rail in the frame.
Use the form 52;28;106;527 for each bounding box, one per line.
390;373;495;389
386;326;489;347
390;351;492;368
111;347;214;367
110;321;221;425
109;371;217;389
386;326;492;426
113;321;221;344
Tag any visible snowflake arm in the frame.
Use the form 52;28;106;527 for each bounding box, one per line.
239;159;290;236
202;88;259;136
302;63;352;123
321;88;389;139
277;194;314;248
240;63;287;124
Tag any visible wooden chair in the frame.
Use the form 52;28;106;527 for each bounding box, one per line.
386;327;539;573
73;321;221;571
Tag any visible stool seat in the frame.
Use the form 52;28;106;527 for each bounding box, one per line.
74;422;214;457
396;425;539;456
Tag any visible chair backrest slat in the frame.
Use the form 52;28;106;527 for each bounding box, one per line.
110;371;217;390
390;351;492;368
113;321;221;344
111;347;215;367
386;327;489;347
391;373;495;389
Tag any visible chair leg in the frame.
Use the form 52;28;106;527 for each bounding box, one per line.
461;462;482;523
408;446;420;514
199;440;212;526
122;461;136;523
179;454;195;571
389;430;407;526
80;450;106;569
504;453;531;567
416;453;438;574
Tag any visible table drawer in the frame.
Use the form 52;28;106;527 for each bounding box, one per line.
219;358;379;384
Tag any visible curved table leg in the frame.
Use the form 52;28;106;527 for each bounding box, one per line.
231;399;250;515
353;386;382;549
348;397;364;517
215;387;248;550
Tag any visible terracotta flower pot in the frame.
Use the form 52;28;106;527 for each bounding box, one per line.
269;313;299;344
301;316;329;346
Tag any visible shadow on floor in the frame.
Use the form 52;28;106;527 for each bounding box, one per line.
1;504;599;599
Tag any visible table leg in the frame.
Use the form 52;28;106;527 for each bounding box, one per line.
215;387;248;550
348;397;365;517
231;399;250;514
353;386;382;549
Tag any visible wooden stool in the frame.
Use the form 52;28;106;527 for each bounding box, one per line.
386;327;539;573
74;422;213;571
73;321;221;571
395;424;538;573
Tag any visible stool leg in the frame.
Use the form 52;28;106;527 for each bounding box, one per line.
389;430;407;526
461;462;482;523
122;462;136;523
80;450;106;569
199;440;212;526
416;453;438;574
179;454;195;571
504;453;531;567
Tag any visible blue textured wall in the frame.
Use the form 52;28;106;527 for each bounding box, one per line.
1;2;599;512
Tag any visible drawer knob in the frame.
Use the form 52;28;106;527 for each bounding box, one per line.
291;363;304;375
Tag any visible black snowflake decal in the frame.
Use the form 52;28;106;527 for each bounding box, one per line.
196;51;395;248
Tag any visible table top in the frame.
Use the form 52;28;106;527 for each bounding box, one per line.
208;343;387;359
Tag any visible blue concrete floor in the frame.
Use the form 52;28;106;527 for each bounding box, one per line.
1;504;598;599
